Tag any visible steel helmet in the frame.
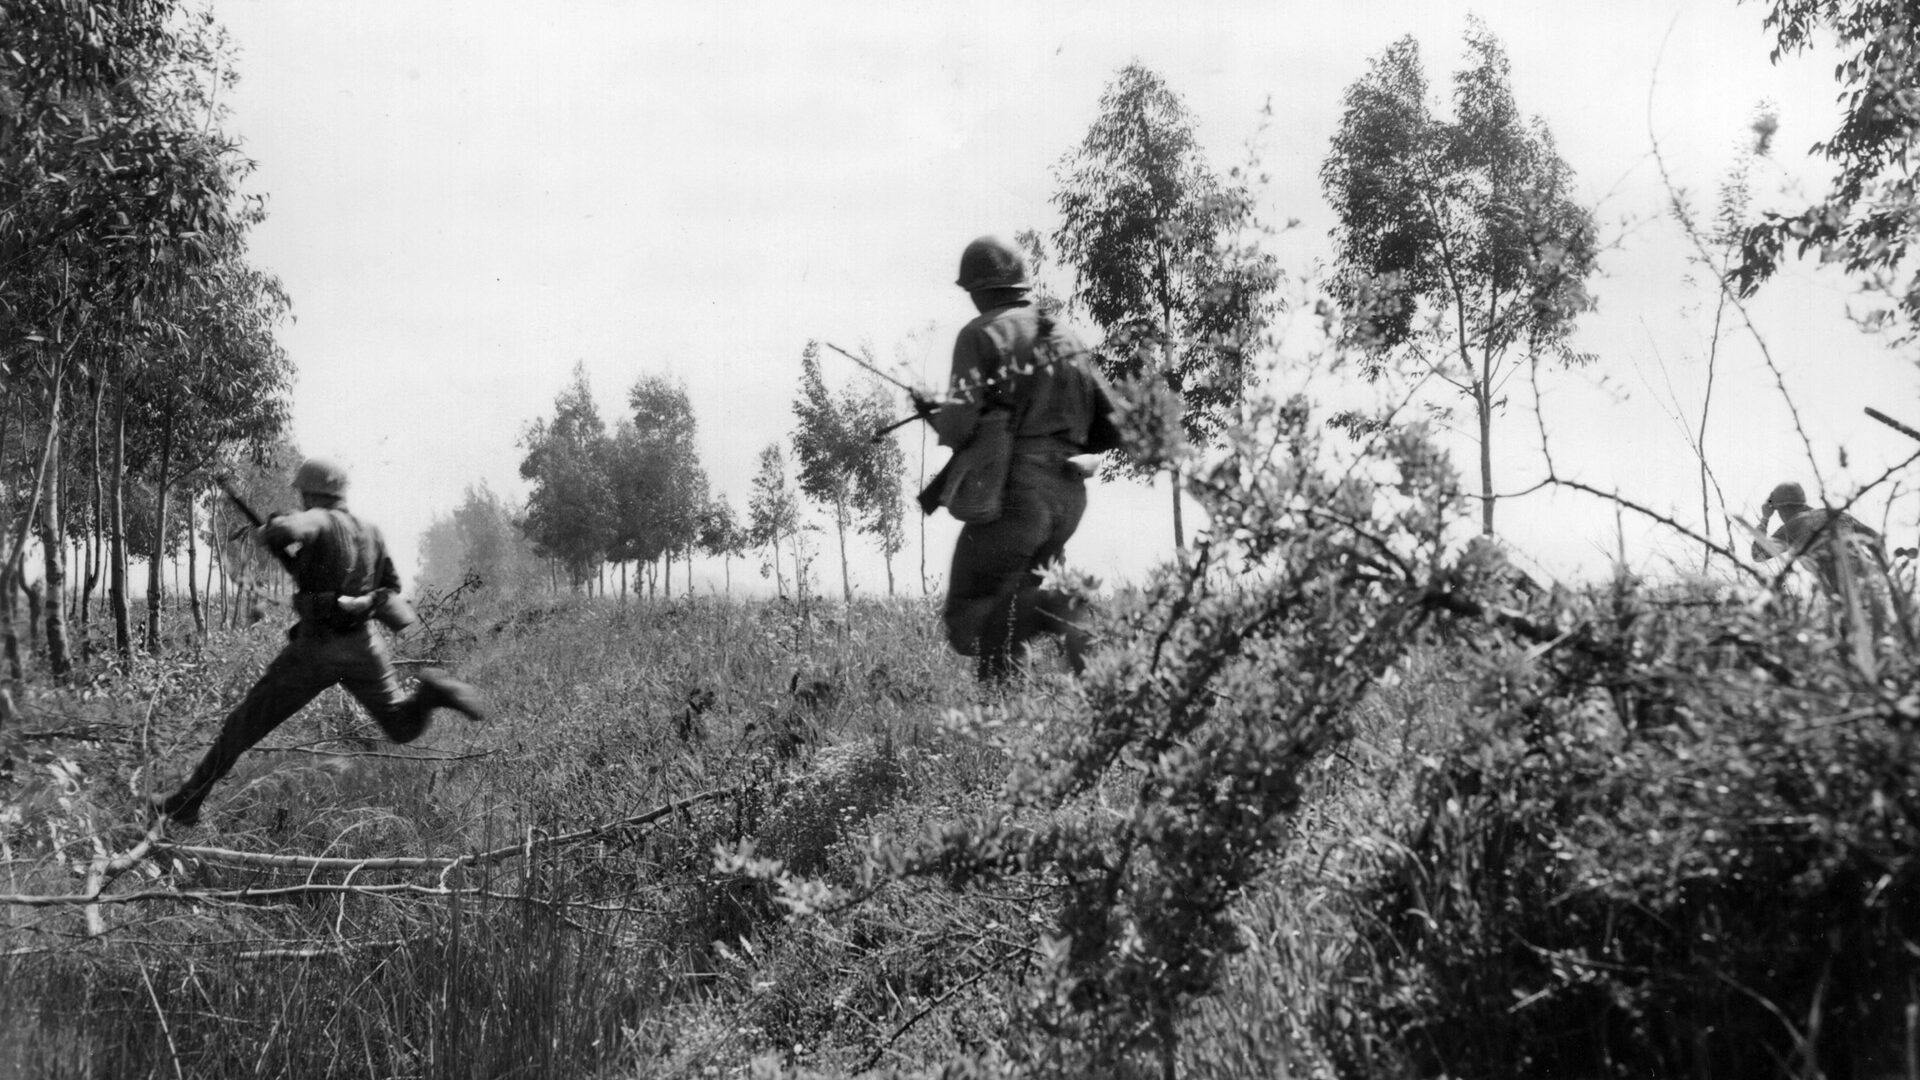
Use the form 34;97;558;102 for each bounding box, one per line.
292;457;349;499
955;235;1031;292
1764;481;1808;512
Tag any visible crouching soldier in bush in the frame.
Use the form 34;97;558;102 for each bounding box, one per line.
149;458;483;829
918;236;1121;682
1750;480;1894;630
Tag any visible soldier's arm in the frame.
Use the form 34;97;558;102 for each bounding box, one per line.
931;329;987;449
259;508;326;551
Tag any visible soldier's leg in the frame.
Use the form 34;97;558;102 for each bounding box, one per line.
1004;462;1090;666
943;491;1053;682
158;638;335;825
334;629;483;744
332;628;432;744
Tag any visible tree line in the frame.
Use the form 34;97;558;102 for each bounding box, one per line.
426;342;905;603
2;1;296;686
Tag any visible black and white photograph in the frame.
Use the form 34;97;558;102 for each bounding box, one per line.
3;0;1918;1075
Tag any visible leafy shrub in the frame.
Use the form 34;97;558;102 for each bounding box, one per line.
1324;582;1920;1078
838;387;1489;1079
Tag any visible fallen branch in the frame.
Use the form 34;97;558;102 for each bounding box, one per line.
1;785;743;911
857;949;1017;1073
82;822;165;935
0;879;674;910
251;744;498;763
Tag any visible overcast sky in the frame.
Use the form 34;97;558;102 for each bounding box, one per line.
206;0;1916;594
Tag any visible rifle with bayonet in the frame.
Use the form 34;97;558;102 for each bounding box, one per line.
820;341;953;514
214;473;419;634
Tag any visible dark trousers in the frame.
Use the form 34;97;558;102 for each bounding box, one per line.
942;454;1088;681
160;622;433;822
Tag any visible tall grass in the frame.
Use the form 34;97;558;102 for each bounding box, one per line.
2;593;989;1078
7;572;1917;1078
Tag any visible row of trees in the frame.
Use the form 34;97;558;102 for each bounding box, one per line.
2;1;296;685
1038;25;1596;543
510;363;715;598
474;346;907;603
492;27;1599;597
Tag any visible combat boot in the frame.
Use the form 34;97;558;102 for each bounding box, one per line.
417;668;485;722
145;791;200;830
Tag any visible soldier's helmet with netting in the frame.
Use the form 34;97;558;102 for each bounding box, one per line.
292;458;349;499
955;236;1031;293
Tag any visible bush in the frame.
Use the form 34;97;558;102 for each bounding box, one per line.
1324;581;1920;1078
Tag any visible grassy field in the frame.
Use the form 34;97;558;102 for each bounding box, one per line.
2;570;1917;1079
0;593;1069;1078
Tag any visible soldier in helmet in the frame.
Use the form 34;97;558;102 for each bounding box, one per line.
920;236;1121;681
1750;481;1888;591
149;458;484;829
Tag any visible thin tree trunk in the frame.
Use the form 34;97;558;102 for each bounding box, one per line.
1161;291;1185;551
834;498;852;604
213;502;228;629
145;407;175;654
1477;380;1495;537
109;374;131;660
919;424;928;595
1170;480;1184;550
39;428;71;680
0;569;20;683
21;572;42;657
3;357;69;678
0;393;12;684
186;489;204;640
78;374;103;660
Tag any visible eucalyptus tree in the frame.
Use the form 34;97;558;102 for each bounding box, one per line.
854;422;908;597
625;374;707;597
1052;62;1280;548
518;363;613;591
417;482;543;600
791;342;898;602
129;259;292;652
748;442;800;598
1322;21;1597;535
1736;0;1920;335
698;496;750;596
2;0;267;666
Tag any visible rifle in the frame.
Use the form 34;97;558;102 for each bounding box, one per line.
215;474;297;576
820;340;946;444
1866;407;1920;443
214;473;419;634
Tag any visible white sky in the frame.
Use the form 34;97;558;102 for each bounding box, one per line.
206;0;1918;595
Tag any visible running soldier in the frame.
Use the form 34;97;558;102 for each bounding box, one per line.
149;458;483;828
922;236;1120;681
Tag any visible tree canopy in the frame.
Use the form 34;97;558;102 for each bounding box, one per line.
1322;22;1597;535
1735;0;1920;335
1052;61;1280;547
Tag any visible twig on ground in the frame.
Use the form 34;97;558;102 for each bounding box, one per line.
137;956;186;1080
1;785;745;911
857;950;1016;1073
